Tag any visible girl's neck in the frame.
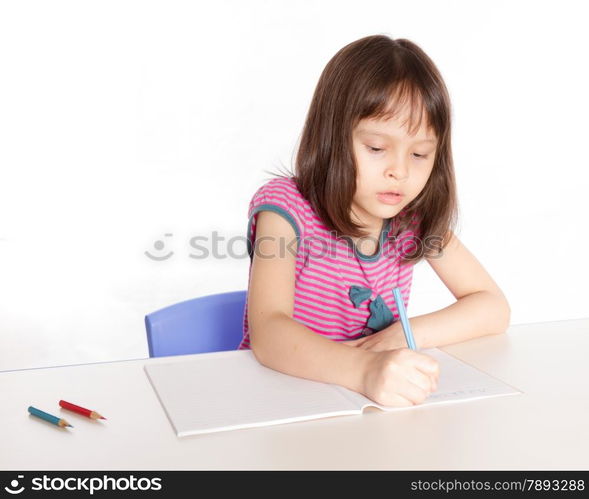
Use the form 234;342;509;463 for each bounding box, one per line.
349;218;389;257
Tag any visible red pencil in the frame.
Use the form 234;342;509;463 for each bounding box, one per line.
59;400;107;420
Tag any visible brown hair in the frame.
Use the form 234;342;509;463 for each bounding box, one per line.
268;34;458;265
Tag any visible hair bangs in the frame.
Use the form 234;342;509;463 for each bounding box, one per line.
373;82;429;137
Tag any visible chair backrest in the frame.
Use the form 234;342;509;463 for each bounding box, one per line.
145;290;247;357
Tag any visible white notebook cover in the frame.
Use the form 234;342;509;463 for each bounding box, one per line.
145;348;521;437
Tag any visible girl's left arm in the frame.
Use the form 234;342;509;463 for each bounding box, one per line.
346;231;511;351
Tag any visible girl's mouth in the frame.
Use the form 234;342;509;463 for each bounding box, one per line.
377;192;404;205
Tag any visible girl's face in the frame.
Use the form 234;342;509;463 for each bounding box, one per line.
351;107;438;234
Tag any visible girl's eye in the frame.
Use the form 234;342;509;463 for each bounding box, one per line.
366;145;429;160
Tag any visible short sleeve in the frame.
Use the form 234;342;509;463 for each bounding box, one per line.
246;178;307;260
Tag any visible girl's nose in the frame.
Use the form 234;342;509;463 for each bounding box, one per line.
385;159;409;182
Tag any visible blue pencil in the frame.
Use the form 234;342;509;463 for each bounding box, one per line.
28;406;73;428
392;287;417;350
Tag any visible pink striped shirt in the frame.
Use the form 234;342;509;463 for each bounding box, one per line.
238;176;419;349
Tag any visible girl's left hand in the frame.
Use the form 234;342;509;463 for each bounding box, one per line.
344;322;407;352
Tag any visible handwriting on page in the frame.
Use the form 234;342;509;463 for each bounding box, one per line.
428;387;489;400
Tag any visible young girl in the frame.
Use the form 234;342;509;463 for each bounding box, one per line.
239;35;510;408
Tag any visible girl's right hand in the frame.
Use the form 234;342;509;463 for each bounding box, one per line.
361;348;440;407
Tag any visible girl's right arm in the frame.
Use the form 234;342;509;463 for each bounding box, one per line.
247;210;439;407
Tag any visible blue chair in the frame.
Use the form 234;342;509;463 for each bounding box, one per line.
145;290;247;357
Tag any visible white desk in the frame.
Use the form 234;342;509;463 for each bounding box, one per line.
1;319;588;470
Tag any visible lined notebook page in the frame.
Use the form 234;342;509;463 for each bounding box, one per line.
145;350;361;436
419;349;521;404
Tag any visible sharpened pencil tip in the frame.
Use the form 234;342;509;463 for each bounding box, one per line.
100;416;107;420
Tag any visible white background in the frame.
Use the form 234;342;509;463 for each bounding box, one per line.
1;0;587;370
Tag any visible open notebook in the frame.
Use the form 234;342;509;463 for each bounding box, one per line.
145;348;520;437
